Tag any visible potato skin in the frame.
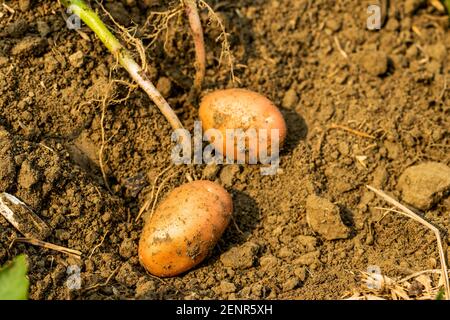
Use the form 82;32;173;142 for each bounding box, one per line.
199;88;287;160
138;180;233;277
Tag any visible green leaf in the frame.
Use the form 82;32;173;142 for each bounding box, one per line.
435;287;445;300
445;0;450;15
0;255;29;300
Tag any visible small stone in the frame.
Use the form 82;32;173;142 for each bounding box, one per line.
372;165;388;188
294;267;307;281
361;51;389;76
278;247;293;259
18;160;39;189
156;77;172;97
44;55;59;73
385;18;400;32
293;250;320;266
119;238;136;259
282;277;299;292
219;165;240;187
68;51;84;68
11;37;47;56
398;162;450;210
426;60;441;74
384;141;400;160
220;242;259;269
6;19;29;38
115;262;139;287
325;19;341;32
259;255;278;269
0;56;8;67
337;141;350;156
405;0;426;15
425;43;447;64
297;235;317;252
202;163;220;180
135;279;156;298
218;281;236;294
36;20;51;37
306;195;350;240
19;0;31;11
101;212;112;223
282;89;298;109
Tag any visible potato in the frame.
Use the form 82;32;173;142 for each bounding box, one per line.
199;88;287;161
138;180;233;277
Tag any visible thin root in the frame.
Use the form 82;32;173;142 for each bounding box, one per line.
328;123;376;140
10;237;82;259
136;165;174;222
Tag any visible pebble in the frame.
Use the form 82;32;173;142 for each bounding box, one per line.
371;165;388;188
294;267;307;281
220;242;259;269
115;262;139;287
282;277;299;292
361;51;389;76
219;165;240;187
384;141;400;160
306;194;350;240
119;238;137;259
259;255;278;269
202;163;220;180
6;19;29;38
36;20;51;37
278;247;293;259
293;250;320;266
18;160;39;189
297;235;317;252
325;19;342;33
0;56;8;67
398;162;450;210
68;51;84;68
19;0;31;11
218;281;236;294
282;88;298;109
156;77;172;97
425;43;447;64
135;279;156;299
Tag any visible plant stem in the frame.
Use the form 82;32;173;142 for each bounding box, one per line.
61;0;184;130
445;0;450;16
184;0;206;99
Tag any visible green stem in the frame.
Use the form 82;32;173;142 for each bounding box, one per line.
61;0;184;130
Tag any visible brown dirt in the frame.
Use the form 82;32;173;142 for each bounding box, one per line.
0;0;449;300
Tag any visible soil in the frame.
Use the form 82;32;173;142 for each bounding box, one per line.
0;0;449;300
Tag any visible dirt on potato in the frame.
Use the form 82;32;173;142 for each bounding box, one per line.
0;0;449;300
